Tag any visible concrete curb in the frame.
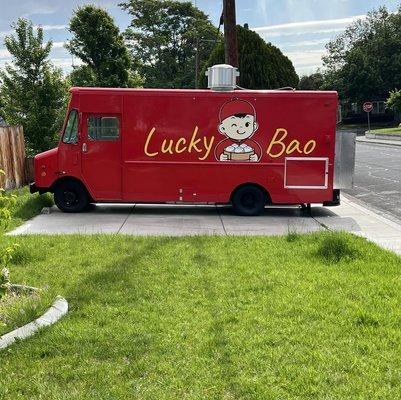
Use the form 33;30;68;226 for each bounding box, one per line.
9;284;39;294
342;195;401;233
365;132;401;141
357;136;401;147
0;296;68;350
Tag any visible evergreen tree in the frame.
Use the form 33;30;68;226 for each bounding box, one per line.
0;18;67;153
200;25;299;90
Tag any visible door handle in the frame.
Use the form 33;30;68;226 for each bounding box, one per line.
82;143;87;153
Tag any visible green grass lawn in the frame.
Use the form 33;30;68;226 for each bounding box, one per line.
1;187;53;233
1;189;401;398
338;122;393;131
370;127;401;135
1;230;401;399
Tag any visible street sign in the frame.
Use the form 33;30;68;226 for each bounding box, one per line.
363;102;374;113
363;102;374;132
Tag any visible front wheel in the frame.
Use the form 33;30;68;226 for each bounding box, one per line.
54;180;89;213
232;185;266;216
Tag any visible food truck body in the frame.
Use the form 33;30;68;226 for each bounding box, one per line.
30;87;355;215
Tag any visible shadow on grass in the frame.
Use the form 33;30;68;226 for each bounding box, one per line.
12;194;53;222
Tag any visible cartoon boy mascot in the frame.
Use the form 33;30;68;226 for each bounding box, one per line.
215;99;262;162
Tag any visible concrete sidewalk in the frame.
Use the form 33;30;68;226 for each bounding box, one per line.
356;136;401;147
8;196;401;255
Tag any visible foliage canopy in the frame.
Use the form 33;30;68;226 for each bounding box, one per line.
323;6;401;101
66;5;141;87
298;73;324;91
120;0;219;88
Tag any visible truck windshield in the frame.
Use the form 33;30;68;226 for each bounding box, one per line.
62;109;78;144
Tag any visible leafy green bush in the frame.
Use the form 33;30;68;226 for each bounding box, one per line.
0;267;10;298
0;169;18;300
386;89;401;122
316;231;360;263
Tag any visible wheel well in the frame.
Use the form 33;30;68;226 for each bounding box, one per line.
51;177;93;201
230;183;271;204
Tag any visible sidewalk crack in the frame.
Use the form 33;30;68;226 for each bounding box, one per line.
117;204;136;234
217;206;228;236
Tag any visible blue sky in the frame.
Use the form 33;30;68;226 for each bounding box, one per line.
0;0;400;77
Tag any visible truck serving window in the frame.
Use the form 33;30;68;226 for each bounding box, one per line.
62;109;79;144
88;116;119;141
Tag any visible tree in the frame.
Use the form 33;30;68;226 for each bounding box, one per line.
322;6;401;102
386;89;401;123
120;0;219;88
66;5;141;87
298;72;324;90
200;24;298;89
0;18;67;154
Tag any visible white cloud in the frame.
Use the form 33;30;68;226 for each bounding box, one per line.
52;57;83;68
34;24;67;31
52;41;65;49
23;4;57;17
0;30;11;39
251;15;369;75
253;15;366;37
1;25;67;40
283;38;332;47
0;49;10;58
285;49;326;67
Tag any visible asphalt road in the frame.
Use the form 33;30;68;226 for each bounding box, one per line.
344;141;401;222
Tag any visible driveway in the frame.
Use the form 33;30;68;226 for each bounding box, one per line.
9;197;401;254
3;199;367;236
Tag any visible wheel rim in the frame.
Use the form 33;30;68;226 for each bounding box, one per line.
63;190;78;207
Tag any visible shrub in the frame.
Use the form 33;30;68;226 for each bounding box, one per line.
0;169;18;300
386;89;401;123
386;89;401;114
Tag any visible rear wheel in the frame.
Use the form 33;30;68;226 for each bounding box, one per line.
54;180;89;213
232;185;266;216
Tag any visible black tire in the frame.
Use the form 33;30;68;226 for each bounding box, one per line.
232;185;266;216
54;180;89;213
84;203;97;211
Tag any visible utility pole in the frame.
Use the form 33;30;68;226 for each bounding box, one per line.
223;0;239;67
195;37;200;88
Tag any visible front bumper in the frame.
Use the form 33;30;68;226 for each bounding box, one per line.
30;182;38;194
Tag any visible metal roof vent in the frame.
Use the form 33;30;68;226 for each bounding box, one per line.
206;64;239;92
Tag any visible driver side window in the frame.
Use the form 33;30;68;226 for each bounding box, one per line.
62;110;79;144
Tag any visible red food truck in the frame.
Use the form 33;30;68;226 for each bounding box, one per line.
30;83;355;216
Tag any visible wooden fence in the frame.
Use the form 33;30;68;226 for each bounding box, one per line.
0;125;29;190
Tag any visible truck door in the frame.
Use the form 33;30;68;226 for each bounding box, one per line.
81;113;122;200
